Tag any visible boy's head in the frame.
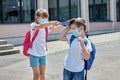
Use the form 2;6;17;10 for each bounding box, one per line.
68;18;76;29
74;18;86;32
35;9;49;22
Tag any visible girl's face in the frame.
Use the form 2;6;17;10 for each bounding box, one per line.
35;16;48;22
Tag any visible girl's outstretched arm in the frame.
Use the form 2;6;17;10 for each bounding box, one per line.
49;25;64;31
33;21;59;30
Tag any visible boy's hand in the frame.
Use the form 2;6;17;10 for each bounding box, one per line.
80;30;85;38
77;37;84;46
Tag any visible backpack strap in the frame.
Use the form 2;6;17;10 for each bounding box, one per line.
45;28;48;41
29;30;39;48
84;38;89;80
84;37;88;46
70;35;88;47
45;28;48;51
70;35;76;47
32;30;39;41
85;60;88;80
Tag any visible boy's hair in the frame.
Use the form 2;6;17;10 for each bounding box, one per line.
35;9;49;18
68;18;76;26
75;18;86;31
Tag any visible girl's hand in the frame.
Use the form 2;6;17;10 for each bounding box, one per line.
52;21;60;26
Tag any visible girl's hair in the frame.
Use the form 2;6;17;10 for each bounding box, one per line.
35;9;49;18
75;18;86;31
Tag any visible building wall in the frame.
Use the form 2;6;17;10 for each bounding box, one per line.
0;0;120;45
0;23;64;38
117;22;120;29
89;22;113;31
0;24;30;38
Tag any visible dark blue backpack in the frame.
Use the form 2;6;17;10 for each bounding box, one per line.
70;35;96;80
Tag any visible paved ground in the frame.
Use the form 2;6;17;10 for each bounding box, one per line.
0;32;120;80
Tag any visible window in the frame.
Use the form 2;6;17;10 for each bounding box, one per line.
89;0;94;21
103;0;110;21
59;0;69;21
48;0;58;20
117;0;120;21
3;0;21;23
22;0;35;22
71;0;80;19
0;0;36;23
0;0;2;23
95;0;102;21
89;0;110;22
48;0;81;21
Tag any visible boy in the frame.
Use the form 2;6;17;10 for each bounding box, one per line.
28;9;61;80
59;18;92;80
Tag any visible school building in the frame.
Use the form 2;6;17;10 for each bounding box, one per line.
0;0;120;45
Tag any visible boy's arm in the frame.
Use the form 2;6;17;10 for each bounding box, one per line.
78;37;91;60
59;26;70;41
33;21;59;30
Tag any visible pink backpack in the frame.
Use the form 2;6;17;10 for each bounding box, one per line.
23;28;48;57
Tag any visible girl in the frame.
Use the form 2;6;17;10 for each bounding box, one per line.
28;9;61;80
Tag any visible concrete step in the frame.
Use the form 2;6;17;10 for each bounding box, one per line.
0;44;13;51
0;40;7;45
0;49;20;56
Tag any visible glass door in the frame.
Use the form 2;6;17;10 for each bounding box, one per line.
21;0;35;22
0;0;2;23
71;0;80;18
117;0;120;21
3;0;21;23
59;0;69;21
